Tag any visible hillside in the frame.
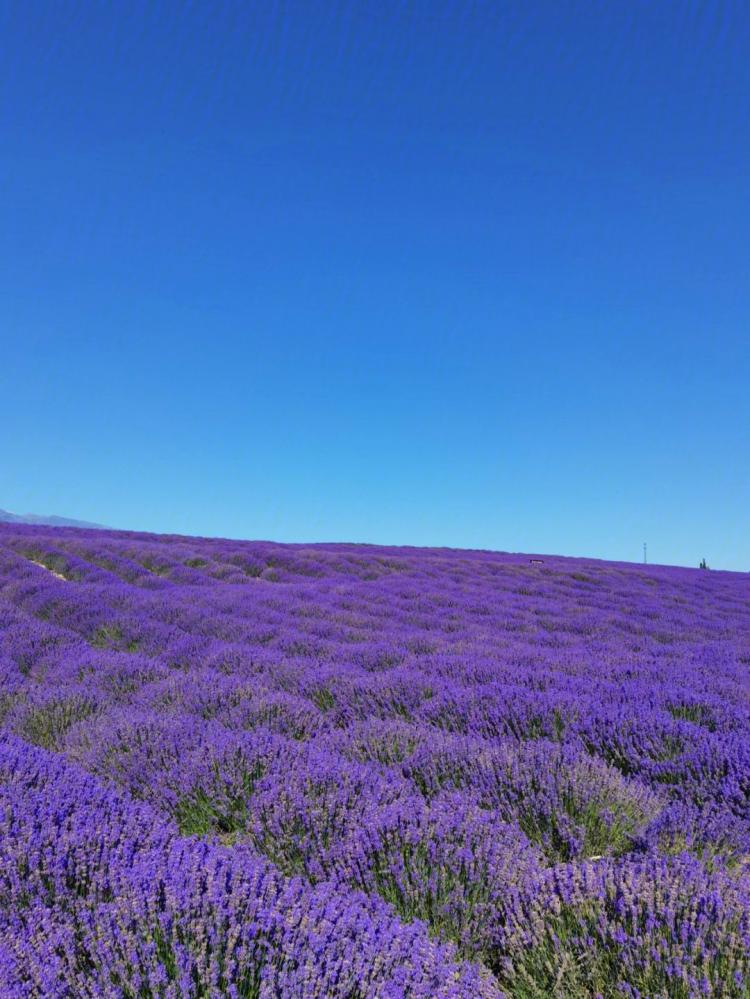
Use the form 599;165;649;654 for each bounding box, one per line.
0;507;109;529
1;522;749;996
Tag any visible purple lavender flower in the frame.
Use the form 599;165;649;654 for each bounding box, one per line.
1;521;749;995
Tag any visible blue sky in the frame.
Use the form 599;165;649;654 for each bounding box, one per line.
1;1;748;569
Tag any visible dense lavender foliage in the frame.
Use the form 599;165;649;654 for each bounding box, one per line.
1;522;749;997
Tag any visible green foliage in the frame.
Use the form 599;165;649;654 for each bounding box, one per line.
175;759;265;840
311;687;336;712
666;701;717;730
18;696;98;750
89;624;140;652
362;836;495;957
497;892;749;999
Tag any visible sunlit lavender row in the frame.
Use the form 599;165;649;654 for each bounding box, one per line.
1;522;749;997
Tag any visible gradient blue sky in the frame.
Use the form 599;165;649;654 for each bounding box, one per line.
1;2;748;569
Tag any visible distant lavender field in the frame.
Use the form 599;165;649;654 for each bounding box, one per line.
1;523;748;997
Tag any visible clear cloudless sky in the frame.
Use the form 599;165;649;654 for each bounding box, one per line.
1;1;748;569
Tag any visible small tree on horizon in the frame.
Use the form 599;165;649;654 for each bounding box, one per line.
699;558;708;569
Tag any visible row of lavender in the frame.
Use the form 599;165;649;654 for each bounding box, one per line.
1;521;749;996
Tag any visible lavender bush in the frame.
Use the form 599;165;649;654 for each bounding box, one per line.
1;521;749;996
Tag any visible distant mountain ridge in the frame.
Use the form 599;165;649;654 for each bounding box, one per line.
0;508;109;530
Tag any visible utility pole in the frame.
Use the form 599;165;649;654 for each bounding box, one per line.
643;542;647;565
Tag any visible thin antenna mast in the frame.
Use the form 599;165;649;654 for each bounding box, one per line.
643;542;647;564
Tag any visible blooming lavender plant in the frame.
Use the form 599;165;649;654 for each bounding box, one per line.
1;521;749;995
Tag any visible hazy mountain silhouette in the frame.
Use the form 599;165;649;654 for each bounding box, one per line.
0;509;109;529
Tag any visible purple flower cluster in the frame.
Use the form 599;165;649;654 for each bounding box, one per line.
1;521;749;996
0;735;495;998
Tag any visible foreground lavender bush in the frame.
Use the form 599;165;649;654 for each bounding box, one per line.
1;522;749;996
497;857;750;997
0;736;499;998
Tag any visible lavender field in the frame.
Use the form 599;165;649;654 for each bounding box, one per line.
1;522;749;997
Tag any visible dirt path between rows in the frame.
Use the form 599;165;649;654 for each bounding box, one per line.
29;558;68;581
